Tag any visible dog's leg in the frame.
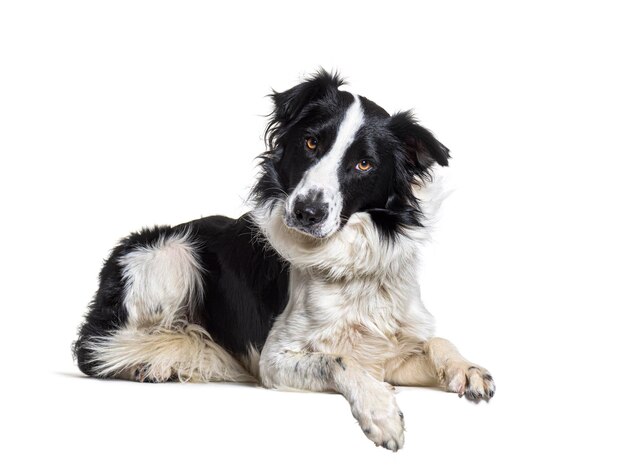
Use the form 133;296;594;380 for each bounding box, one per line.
76;227;257;383
260;350;405;451
386;337;495;401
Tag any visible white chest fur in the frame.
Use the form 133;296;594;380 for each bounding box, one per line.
285;266;434;371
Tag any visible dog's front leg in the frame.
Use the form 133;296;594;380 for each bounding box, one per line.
387;337;496;401
260;349;405;451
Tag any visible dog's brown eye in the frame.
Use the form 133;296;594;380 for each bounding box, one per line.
305;137;318;151
356;160;373;172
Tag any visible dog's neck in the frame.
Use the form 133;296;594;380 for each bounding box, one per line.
253;201;423;282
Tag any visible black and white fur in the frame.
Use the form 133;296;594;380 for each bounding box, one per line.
74;71;495;451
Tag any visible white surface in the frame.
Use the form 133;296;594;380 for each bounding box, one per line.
1;1;624;473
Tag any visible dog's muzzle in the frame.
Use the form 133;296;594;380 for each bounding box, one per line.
285;194;330;238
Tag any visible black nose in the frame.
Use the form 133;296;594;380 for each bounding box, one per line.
293;199;329;226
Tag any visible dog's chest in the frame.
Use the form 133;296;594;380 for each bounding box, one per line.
298;275;415;366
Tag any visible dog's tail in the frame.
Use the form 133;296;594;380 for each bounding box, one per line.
77;323;255;383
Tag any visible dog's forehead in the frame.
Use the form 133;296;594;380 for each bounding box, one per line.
344;95;391;156
307;91;390;141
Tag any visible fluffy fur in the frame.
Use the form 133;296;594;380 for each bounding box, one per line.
73;70;494;451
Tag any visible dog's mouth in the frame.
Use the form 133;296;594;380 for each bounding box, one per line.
283;212;333;239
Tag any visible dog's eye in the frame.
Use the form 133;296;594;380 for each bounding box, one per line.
356;160;373;172
305;137;318;151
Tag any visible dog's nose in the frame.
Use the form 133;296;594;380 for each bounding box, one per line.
293;199;329;226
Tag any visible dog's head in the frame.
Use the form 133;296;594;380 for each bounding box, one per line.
253;70;450;240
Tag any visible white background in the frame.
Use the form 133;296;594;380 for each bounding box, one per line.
1;1;624;473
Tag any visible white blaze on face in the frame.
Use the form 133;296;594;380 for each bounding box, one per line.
286;94;365;237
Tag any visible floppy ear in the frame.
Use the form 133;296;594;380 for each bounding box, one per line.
270;69;344;128
388;111;450;171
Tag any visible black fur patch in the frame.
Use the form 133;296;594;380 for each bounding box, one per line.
335;356;347;370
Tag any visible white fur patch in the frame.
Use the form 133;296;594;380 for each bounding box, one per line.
285;94;365;237
119;229;204;327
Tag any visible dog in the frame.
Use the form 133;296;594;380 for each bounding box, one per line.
73;70;495;451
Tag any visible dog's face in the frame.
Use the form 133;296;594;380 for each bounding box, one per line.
254;71;450;239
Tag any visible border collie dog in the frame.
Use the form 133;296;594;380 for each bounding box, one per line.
73;71;495;451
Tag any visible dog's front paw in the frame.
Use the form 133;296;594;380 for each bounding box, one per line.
350;382;405;451
445;363;495;402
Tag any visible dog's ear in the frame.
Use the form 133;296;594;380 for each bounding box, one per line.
388;111;450;172
271;69;344;127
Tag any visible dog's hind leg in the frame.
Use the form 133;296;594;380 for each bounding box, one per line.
74;226;254;383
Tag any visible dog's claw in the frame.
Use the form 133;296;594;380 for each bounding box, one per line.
447;365;495;403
